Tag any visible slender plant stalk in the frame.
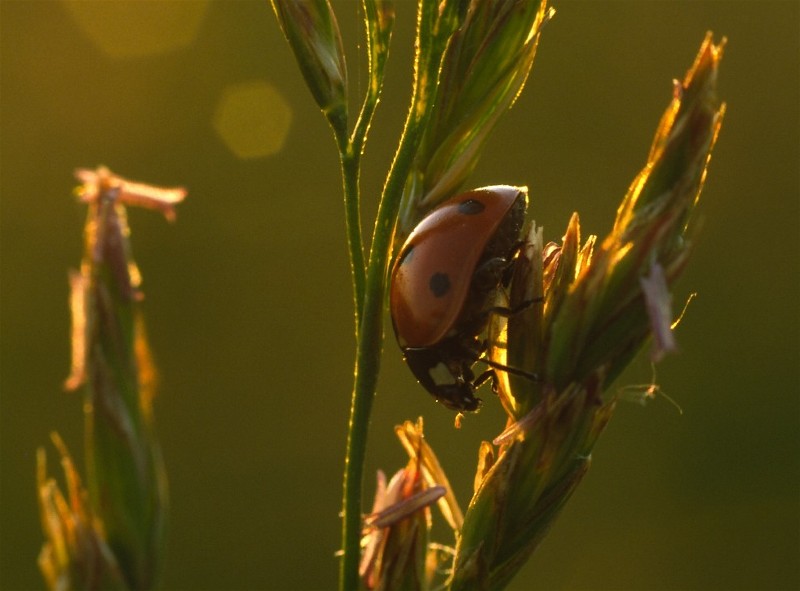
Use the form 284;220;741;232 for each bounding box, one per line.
340;106;426;591
339;3;462;585
340;148;366;327
338;0;394;330
273;1;551;588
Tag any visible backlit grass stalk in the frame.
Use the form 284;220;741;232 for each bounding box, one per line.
342;2;465;587
273;2;551;589
38;167;185;590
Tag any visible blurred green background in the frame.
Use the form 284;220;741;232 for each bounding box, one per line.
1;1;798;590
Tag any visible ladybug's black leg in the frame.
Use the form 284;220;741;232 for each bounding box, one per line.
460;362;476;384
483;239;529;289
471;239;528;292
472;368;495;389
494;238;542;311
454;336;487;362
478;355;539;382
454;336;539;383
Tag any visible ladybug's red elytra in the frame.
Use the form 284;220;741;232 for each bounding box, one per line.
390;185;528;412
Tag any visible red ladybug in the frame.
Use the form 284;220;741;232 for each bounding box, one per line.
390;185;528;412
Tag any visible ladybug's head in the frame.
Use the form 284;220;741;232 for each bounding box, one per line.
402;346;483;412
432;382;482;412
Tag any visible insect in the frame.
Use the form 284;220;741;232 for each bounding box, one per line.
389;185;529;412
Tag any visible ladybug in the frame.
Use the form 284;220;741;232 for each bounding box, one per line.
390;185;528;412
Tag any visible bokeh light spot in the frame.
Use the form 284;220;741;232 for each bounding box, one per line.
61;0;208;59
213;81;293;160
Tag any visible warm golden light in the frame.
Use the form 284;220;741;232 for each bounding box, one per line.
213;80;293;159
61;0;209;58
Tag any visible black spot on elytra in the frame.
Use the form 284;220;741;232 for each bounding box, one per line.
429;272;451;297
458;199;485;215
398;244;415;266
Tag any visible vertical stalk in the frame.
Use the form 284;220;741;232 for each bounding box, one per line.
339;2;460;588
339;118;424;591
340;146;366;328
340;0;392;330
